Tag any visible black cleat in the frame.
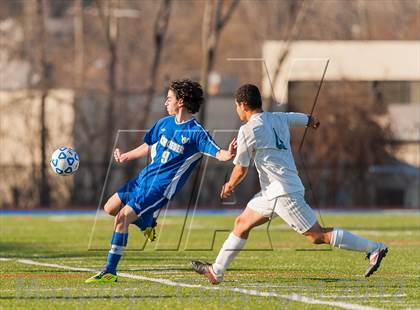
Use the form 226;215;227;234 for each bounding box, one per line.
364;244;388;277
191;261;222;284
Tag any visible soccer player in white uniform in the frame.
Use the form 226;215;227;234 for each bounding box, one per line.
192;84;388;284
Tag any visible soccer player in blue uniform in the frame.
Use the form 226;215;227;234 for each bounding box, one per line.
86;79;236;283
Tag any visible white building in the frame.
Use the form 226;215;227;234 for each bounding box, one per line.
262;40;420;104
262;40;420;208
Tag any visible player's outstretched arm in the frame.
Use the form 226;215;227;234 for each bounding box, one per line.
114;143;150;163
215;138;237;162
286;112;320;129
221;165;248;199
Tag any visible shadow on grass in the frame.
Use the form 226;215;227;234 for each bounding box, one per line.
0;295;179;300
1;270;89;274
295;249;332;252
120;267;192;272
0;242;98;259
302;277;351;283
338;226;420;231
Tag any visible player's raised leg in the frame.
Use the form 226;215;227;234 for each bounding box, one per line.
103;192;157;240
85;205;137;283
275;191;388;277
192;207;269;284
304;222;388;277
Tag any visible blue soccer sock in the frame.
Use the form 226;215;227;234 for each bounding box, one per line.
105;231;128;275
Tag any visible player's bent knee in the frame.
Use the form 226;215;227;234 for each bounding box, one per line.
234;216;252;234
115;209;130;222
114;212;124;224
234;215;242;227
104;199;121;216
104;202;115;215
114;213;132;231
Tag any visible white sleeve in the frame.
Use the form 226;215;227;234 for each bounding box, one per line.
233;126;254;167
285;112;309;128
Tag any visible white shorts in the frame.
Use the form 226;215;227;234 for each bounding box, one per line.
247;191;317;234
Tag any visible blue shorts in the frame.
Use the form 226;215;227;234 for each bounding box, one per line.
117;178;168;228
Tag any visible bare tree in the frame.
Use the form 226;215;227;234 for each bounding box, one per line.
291;81;394;206
137;0;171;131
266;0;308;110
36;0;51;207
95;0;120;184
74;0;84;90
356;0;372;39
123;0;172;180
73;0;102;202
199;0;240;124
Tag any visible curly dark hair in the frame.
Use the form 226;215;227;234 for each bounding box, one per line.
169;79;204;114
235;84;262;110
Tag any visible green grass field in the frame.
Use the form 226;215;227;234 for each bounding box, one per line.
0;211;419;309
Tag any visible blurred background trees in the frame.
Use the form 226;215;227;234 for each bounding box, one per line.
0;0;418;208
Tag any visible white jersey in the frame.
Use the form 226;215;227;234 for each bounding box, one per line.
233;112;309;200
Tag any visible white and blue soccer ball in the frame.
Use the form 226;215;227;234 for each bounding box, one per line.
50;147;80;176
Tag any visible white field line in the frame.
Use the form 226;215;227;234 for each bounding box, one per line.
0;287;144;293
317;294;406;299
123;264;189;268
3;258;382;310
0;288;406;299
133;271;187;274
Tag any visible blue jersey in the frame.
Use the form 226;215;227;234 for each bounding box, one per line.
137;115;220;200
117;115;220;226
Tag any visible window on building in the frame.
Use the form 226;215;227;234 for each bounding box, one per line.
372;81;420;105
375;188;405;207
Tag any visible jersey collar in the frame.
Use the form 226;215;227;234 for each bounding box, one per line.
249;112;263;121
174;116;195;125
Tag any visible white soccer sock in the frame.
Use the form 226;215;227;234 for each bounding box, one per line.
212;232;246;276
330;228;379;253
